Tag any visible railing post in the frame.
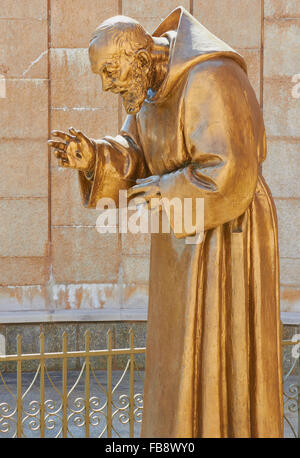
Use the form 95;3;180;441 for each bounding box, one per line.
16;335;22;438
40;333;45;438
62;332;68;438
85;330;90;438
129;329;135;438
107;329;113;438
298;348;300;438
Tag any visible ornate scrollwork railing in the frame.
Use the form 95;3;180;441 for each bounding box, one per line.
0;329;145;438
0;330;299;437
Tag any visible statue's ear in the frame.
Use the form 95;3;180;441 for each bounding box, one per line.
136;50;151;68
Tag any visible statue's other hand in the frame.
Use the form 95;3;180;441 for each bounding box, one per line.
48;127;96;172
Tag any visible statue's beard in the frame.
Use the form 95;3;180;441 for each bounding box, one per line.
121;63;150;115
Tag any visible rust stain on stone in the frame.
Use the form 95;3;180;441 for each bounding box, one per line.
124;285;138;302
75;287;83;309
281;288;300;303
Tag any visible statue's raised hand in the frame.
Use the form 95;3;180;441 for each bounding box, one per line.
48;127;96;172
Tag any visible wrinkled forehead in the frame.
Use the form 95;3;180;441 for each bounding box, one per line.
88;36;119;73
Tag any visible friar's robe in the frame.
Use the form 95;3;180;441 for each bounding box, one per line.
79;7;283;437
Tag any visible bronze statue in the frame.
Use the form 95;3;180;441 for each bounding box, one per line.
49;7;283;438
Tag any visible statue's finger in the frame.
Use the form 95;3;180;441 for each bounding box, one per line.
48;140;67;150
51;130;74;142
128;183;151;198
136;175;159;184
53;149;68;160
69;127;89;143
58;158;71;168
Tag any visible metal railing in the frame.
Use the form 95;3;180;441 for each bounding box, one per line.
0;329;145;438
0;330;299;438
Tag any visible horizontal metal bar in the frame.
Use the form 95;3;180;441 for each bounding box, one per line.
0;347;146;362
0;341;298;361
282;340;300;346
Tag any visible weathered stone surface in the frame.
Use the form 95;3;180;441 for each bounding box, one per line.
0;79;48;139
264;20;300;78
280;286;300;313
51;0;119;48
236;48;261;102
0;285;46;311
0;19;47;78
276;199;300;258
193;0;261;49
265;0;300;18
280;258;300;286
0;140;48;198
52;227;120;283
0;257;49;286
0;0;47;20
51;283;121;310
51;107;119;140
263;139;300;198
121;284;149;310
122;0;190;33
121;233;151;256
51;166;99;226
122;255;150;284
0;198;48;257
50;48;118;111
264;78;300;137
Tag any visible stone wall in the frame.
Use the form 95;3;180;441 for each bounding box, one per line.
0;0;299;326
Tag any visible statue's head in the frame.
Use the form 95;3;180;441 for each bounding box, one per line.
89;16;154;115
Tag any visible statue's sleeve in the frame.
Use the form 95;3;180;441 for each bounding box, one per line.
159;59;261;237
78;114;148;208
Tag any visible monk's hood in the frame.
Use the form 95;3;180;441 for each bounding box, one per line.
150;6;247;102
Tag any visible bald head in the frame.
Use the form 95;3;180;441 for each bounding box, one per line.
88;15;169;115
89;16;152;61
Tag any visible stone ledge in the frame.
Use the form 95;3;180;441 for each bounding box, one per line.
0;308;148;324
281;312;300;325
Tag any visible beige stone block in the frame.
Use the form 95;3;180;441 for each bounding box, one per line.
51;166;98;226
121;233;151;255
280;258;300;286
51;107;119;140
122;0;190;33
52;283;121;310
0;140;48;198
280;286;300;313
0;19;47;78
0;0;47;20
264;20;300;78
263;78;300;137
265;0;300;18
263;139;300;198
122;255;150;284
0;285;46;311
0;198;48;257
0;257;49;286
50;48;118;111
275;199;300;259
193;0;261;49
236;48;261;102
0;79;48;139
52;227;120;283
121;284;149;310
51;0;119;48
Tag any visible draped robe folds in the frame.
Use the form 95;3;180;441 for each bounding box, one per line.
78;7;283;437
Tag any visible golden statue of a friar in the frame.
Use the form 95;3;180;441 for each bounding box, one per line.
49;7;283;438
